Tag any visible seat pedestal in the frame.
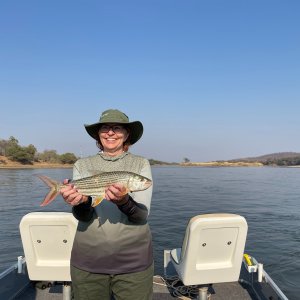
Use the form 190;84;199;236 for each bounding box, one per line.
198;286;208;300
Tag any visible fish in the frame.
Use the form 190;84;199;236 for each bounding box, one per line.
37;171;152;207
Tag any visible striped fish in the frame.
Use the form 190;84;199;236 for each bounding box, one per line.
38;171;152;207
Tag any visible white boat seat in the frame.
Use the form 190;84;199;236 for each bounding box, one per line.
170;213;248;286
19;212;78;282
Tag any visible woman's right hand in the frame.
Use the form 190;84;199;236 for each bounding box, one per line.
60;179;89;206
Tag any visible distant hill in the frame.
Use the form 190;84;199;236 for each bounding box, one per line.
149;152;300;167
229;152;300;162
229;152;300;166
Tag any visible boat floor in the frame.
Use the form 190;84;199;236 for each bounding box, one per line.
2;263;281;300
152;275;257;299
11;275;258;300
12;279;256;300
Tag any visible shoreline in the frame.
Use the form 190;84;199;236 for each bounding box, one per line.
180;161;264;167
0;155;73;169
0;165;73;169
1;157;299;169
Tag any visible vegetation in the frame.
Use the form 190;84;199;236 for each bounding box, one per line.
263;156;300;166
0;136;78;165
229;152;300;166
149;159;178;165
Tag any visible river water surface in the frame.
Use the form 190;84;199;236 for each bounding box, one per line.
0;166;299;299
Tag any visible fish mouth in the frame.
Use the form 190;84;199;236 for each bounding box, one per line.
145;180;152;188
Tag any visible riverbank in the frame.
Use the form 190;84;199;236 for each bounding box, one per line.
2;155;298;169
180;161;264;167
0;156;72;169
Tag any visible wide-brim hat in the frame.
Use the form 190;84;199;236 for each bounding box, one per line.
84;109;143;145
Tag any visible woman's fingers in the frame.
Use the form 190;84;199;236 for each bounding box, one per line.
60;183;85;206
105;184;127;201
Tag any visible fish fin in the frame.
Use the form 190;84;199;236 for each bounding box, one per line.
122;187;130;196
91;196;105;207
37;175;60;206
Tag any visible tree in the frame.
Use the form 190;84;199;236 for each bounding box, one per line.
0;139;9;156
8;136;19;145
5;139;35;164
59;152;77;164
26;144;37;161
37;150;59;163
6;144;34;164
0;136;19;157
0;136;78;165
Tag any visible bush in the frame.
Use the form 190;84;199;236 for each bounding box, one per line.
6;144;34;164
59;153;77;164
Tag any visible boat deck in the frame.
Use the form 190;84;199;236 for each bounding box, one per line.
12;278;256;300
3;266;272;300
152;274;257;299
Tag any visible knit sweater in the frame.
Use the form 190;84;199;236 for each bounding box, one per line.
70;152;153;274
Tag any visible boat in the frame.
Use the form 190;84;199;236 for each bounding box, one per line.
0;212;288;300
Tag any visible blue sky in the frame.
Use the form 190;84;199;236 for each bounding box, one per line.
1;1;299;162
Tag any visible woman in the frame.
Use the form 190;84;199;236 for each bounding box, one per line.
60;109;153;300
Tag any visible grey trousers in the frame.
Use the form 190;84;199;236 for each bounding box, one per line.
70;263;154;300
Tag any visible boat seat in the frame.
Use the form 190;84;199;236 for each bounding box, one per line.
170;213;248;286
20;212;78;282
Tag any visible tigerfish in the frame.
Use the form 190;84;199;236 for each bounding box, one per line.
38;171;152;207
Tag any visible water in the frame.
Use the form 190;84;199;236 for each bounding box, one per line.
0;166;299;299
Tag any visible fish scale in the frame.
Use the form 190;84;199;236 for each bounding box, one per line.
74;171;144;194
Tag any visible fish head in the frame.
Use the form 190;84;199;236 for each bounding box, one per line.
143;179;152;189
127;174;152;191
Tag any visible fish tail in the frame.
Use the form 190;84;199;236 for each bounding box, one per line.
37;175;60;206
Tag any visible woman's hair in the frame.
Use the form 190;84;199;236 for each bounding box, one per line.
96;126;131;152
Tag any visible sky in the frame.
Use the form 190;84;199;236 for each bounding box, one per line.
1;0;300;163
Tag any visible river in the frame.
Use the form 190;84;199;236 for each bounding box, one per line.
0;166;299;299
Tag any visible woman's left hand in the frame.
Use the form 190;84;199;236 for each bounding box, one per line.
105;183;129;205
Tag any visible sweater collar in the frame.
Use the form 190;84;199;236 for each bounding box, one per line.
98;151;129;161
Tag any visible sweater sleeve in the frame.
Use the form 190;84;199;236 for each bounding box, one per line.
117;196;148;223
118;159;153;223
72;197;95;222
129;159;153;212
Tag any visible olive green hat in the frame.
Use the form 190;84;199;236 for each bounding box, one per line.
84;109;143;145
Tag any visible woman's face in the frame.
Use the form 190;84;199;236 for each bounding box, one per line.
98;124;129;156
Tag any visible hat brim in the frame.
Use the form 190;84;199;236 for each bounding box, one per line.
84;121;143;145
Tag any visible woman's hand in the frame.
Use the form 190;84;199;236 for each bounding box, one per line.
60;179;89;206
105;183;129;205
